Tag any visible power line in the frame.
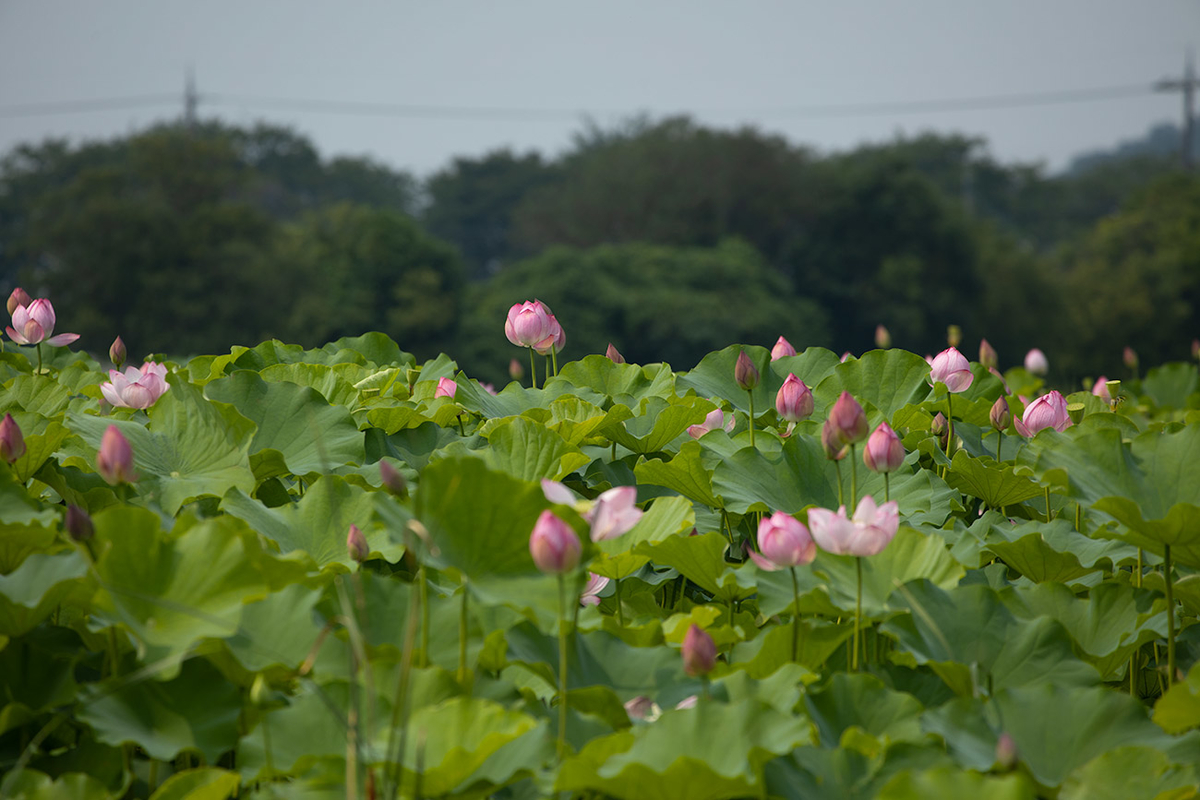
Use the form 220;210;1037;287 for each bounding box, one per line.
0;93;179;118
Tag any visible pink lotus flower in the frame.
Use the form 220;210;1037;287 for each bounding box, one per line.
100;362;169;410
0;413;25;463
775;374;814;424
808;496;900;557
6;298;79;347
540;480;643;542
929;347;974;393
535;312;566;356
828;391;868;445
1024;348;1048;376
529;510;581;573
509;358;524;380
505;300;556;350
734;349;760;391
989;396;1011;432
580;572;610;606
96;425;136;485
682;624;717;676
6;287;31;316
749;511;816;571
1123;347;1138;370
875;324;891;349
863;422;904;473
109;336;126;369
434;377;457;399
820;417;848;461
687;408;735;439
1014;390;1071;437
346;524;369;563
1092;376;1111;401
606;343;625;364
770;336;796;361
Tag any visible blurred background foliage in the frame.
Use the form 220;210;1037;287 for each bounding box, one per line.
1;117;1196;384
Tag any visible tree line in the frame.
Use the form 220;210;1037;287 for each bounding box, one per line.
0;118;1195;385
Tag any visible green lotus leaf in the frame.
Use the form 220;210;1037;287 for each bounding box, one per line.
205;370;364;479
0;549;91;636
805;673;927;749
975;514;1138;577
1153;661;1200;734
221;475;396;569
590;495;695;581
146;768;240;800
222;583;325;674
0;627;81;736
763;740;954;800
1061;745;1200;800
815;349;934;423
482;416;590;482
635;441;720;508
877;767;1035;800
365;421;464;473
257;363;362;409
550;355;678;408
1;373;74;419
0;769;114;800
638;531;756;603
676;345;787;415
944;450;1044;508
364;404;431;435
1142;362;1199;411
65;376;256;516
601;395;712;455
9;421;69;484
557;699;813;800
505;621;684;695
78;658;241;764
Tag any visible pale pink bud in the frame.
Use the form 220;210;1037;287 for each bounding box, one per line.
874;324;891;349
682;624;717;677
509;358;524;380
529;510;581;574
379;460;407;498
808;496;899;557
6;287;31;316
605;343;625;364
109;336;126;369
1092;376;1111;401
434;377;457;399
1014;391;1071;437
989;396;1011;432
734;349;760;391
841;351;853;363
995;732;1018;770
755;511;816;568
0;413;25;463
820;417;848;461
504;300;554;349
929;347;974;393
1024;348;1048;376
96;425;136;485
347;524;369;563
828;391;868;445
534;313;566;356
978;338;998;370
863;422;904;473
770;336;796;361
1123;346;1138;371
775;374;814;423
65;504;94;542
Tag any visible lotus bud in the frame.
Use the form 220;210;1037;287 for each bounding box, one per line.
874;324;891;349
509;358;524;381
1013;390;1071;437
65;504;94;542
96;425;136;485
529;510;581;574
929;347;974;393
682;624;717;677
995;732;1018;770
1091;375;1110;401
434;377;457;399
109;336;126;369
978;338;998;370
347;524;369;563
734;349;760;391
1024;348;1048;376
989;397;1011;432
505;300;555;350
606;343;625;364
0;413;25;463
1123;346;1138;371
379;460;408;498
6;287;31;316
828;391;868;445
820;417;848;461
756;511;816;568
840;352;853;363
775;374;814;423
863;422;905;473
770;336;796;361
947;324;962;347
930;412;948;447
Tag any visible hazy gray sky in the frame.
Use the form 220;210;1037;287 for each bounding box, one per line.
1;1;1195;176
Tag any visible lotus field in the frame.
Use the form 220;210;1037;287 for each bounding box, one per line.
3;294;1200;800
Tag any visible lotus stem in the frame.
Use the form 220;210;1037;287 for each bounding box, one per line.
1044;486;1052;523
790;567;801;663
615;578;624;628
995;430;1002;463
1165;544;1176;687
1136;549;1143;588
419;566;429;668
834;460;844;507
556;573;569;761
721;509;735;549
457;582;469;685
551;345;559;377
945;393;954;460
384;567;420;800
853;556;863;672
528;348;537;390
457;414;465;438
1075;503;1083;534
36;343;42;375
747;391;756;448
849;444;858;510
884;472;890;503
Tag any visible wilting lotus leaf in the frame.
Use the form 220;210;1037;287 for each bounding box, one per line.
557;699;813;800
1153;661;1200;735
145;768;240;800
635;441;721;508
944;450;1044;509
78;658;241;763
551;355;677;408
482;416;590;482
205;370;364;479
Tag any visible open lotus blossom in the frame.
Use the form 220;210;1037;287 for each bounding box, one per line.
929;347;974;393
1024;348;1049;375
529;510;581;574
807;495;900;557
580;572;610;606
863;422;905;473
687;408;735;439
770;336;796;361
6;298;79;347
434;377;457;399
1014;390;1071;437
540;479;643;542
749;511;816;571
100;362;169;409
505;300;557;350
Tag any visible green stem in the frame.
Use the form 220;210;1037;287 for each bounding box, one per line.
1075;503;1083;534
611;440;616;461
457;414;465;437
853;557;863;672
556;574;569;761
36;343;42;375
1165;544;1176;687
790;567;801;663
148;759;158;793
1137;549;1143;588
458;582;469;685
615;578;624;628
528;348;537;390
747;391;756;448
419;566;429;668
849;444;858;511
945;392;954;460
995;429;1002;463
1130;651;1138;697
551;345;559;377
884;472;890;503
834;460;844;508
1044;486;1052;523
721;509;735;549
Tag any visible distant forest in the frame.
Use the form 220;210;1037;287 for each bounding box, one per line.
1;117;1197;385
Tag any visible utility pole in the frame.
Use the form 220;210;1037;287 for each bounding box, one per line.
1155;51;1198;170
183;67;198;130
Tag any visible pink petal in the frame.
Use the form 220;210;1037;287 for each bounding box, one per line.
44;333;79;347
747;548;782;572
100;383;126;408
